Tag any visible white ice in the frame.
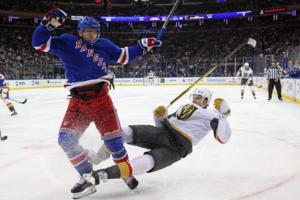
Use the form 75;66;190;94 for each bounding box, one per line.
0;85;300;200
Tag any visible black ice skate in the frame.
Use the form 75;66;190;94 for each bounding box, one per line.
94;169;139;191
71;172;99;199
0;130;8;141
123;176;139;190
11;111;18;116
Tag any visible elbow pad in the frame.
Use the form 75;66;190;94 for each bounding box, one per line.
210;118;219;137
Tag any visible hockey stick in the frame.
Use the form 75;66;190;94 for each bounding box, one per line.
0;130;8;141
156;0;183;40
167;38;257;108
245;79;263;88
8;97;27;104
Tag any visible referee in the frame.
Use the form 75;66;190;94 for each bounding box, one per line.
266;61;283;101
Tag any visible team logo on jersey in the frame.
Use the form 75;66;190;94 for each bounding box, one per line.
80;43;88;52
87;49;94;57
176;104;198;120
75;39;82;49
75;39;107;71
93;54;99;62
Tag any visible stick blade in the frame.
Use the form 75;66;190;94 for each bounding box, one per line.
247;38;257;48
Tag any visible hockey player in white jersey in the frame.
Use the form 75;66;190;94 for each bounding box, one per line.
236;62;256;99
80;87;232;190
0;73;18;116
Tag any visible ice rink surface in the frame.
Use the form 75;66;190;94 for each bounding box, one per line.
1;85;300;200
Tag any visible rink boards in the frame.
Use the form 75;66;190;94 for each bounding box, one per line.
6;77;300;104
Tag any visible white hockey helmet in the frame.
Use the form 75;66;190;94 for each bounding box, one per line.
244;62;250;68
190;88;212;108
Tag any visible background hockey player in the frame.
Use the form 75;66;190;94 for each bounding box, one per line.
0;73;18;116
236;62;256;99
107;68;116;90
31;8;161;199
82;87;232;191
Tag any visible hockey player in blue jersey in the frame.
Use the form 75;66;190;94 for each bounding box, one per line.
32;8;161;199
0;73;18;116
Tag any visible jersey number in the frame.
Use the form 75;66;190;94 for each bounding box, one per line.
176;104;197;120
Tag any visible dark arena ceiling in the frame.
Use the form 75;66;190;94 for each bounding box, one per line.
0;0;299;18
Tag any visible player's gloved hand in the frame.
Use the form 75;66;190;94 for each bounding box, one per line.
138;38;162;54
153;105;168;119
213;98;230;117
41;7;67;31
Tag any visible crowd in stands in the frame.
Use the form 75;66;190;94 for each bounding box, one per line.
1;1;300;79
0;27;57;79
285;60;300;78
103;18;300;78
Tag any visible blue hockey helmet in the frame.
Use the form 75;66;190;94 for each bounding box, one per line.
77;16;100;33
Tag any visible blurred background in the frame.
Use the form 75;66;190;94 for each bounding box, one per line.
0;0;300;79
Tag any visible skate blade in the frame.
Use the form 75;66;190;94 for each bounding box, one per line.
72;185;96;199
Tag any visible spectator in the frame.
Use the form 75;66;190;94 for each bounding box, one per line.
107;68;116;90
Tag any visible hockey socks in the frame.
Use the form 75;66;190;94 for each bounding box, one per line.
96;162;139;190
6;102;17;116
98;153;155;179
105;161;133;179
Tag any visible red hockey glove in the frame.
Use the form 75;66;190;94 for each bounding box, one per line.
41;8;68;31
138;38;162;54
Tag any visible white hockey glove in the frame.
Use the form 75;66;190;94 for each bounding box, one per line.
213;98;230;118
138;38;162;54
41;8;68;31
153;105;168;119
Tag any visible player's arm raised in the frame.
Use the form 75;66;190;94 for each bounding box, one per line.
32;8;67;52
100;37;161;66
211;98;232;144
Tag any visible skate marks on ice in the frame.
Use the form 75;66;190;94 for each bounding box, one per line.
0;86;300;200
